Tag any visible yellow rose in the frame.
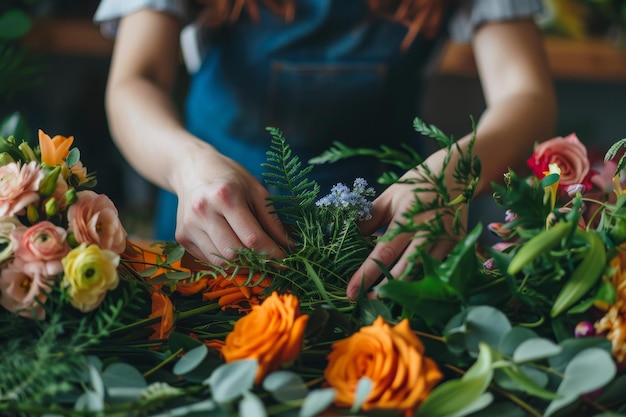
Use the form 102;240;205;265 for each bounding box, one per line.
61;243;120;312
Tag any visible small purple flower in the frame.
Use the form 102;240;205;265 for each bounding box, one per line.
504;210;517;223
316;178;375;221
483;258;495;270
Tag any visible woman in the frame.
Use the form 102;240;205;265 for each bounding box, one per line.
95;0;556;300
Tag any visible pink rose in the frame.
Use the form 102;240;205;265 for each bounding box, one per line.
527;133;595;190
0;161;44;217
11;221;69;279
67;190;127;253
0;263;51;319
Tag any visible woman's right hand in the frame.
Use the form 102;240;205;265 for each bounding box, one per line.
172;151;288;266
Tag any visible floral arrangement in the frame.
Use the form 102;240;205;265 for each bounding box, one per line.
3;115;626;417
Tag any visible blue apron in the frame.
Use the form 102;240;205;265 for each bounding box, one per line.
155;0;449;240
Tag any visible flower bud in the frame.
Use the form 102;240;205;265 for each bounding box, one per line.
38;165;62;197
566;184;586;197
44;197;58;218
66;231;79;248
26;203;39;224
18;142;37;163
483;258;495;270
575;321;596;338
64;187;77;206
0;152;15;166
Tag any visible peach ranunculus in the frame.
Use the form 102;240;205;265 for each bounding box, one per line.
0;161;44;217
220;292;309;383
67;190;127;254
324;316;443;416
0;216;23;264
0;263;52;320
38;129;74;166
11;221;70;279
61;243;120;312
527;133;594;190
149;291;175;340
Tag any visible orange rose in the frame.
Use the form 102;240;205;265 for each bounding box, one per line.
325;317;442;416
220;292;308;383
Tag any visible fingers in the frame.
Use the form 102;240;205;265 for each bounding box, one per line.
346;232;412;301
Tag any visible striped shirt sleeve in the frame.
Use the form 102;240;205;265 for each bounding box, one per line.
449;0;545;43
93;0;187;38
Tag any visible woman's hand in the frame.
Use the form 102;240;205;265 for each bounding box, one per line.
173;152;288;265
346;171;462;301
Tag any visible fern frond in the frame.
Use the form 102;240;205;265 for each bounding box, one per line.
262;127;320;224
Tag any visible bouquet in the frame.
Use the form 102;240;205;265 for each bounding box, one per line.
3;113;626;417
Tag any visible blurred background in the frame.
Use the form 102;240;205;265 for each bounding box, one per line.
1;0;625;240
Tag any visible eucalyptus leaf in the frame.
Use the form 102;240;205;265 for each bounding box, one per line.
512;338;562;363
416;343;494;417
207;359;258;403
352;377;373;412
548;338;611;373
498;327;538;357
74;391;104;412
545;348;617;416
102;362;147;390
239;391;267;417
299;388;336;417
88;365;104;399
173;344;208;376
467;402;528;417
464;306;512;357
262;371;309;402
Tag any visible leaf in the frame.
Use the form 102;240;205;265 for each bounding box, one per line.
498;327;538;357
173;344;208;376
464;306;512;357
548;337;612;373
0;10;32;40
512;338;562;363
0;112;29;141
497;366;556;400
102;363;147;391
378;277;460;327
416;343;494;417
262;371;309;402
352;377;373;412
545;348;617;416
74;391;104;412
435;224;483;293
447;393;494;417
169;332;204;353
89;365;104;400
239;391;267;417
207;359;258;403
299;388;336;417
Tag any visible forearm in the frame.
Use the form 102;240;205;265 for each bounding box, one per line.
105;77;217;193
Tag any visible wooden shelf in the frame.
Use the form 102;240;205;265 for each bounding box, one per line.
22;18;113;57
438;36;626;82
22;19;626;81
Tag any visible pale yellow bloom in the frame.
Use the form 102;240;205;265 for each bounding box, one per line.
61;243;119;312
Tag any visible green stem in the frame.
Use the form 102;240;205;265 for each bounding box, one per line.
143;347;183;378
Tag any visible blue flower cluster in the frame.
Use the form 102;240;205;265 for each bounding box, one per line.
315;178;375;221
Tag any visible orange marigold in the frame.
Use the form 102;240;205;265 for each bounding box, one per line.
149;291;175;340
325;316;442;416
202;273;271;313
220;292;308;383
